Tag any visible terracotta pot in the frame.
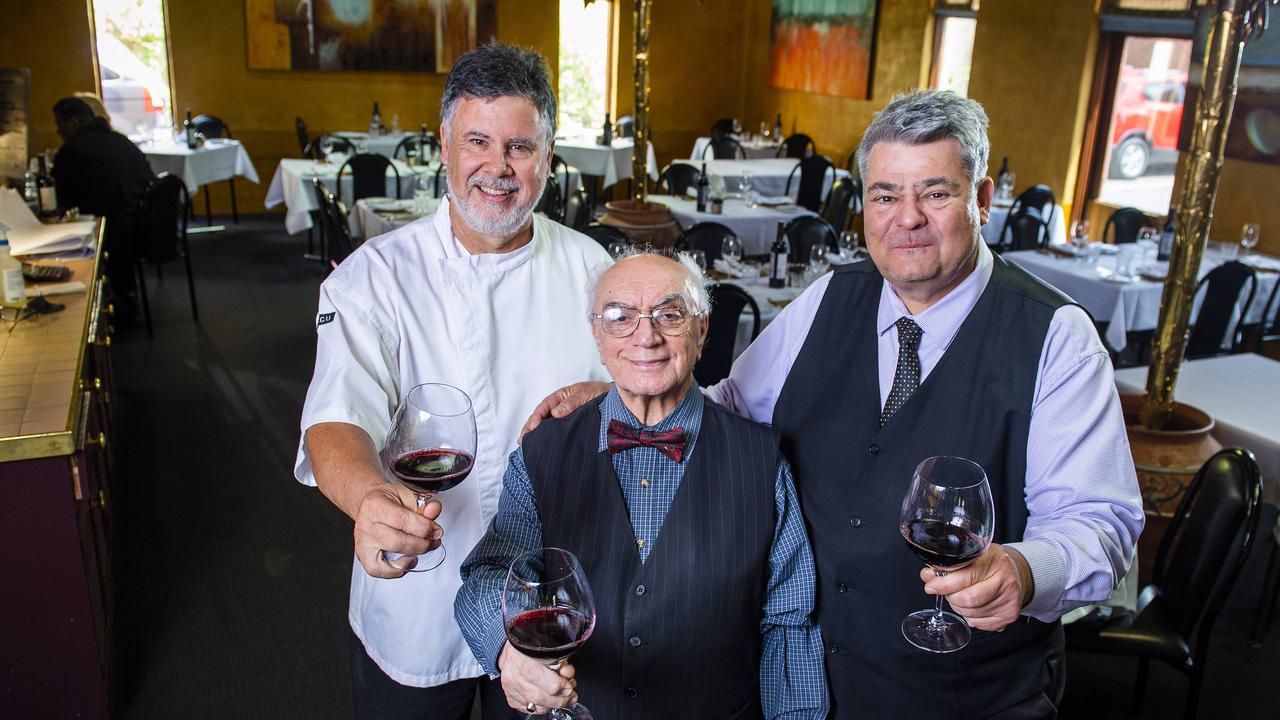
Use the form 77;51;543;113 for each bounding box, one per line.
1120;393;1222;583
600;200;680;248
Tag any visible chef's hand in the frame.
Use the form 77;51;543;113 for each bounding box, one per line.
353;484;443;578
520;381;611;441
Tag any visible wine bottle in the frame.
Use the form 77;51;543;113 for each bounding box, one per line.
996;156;1009;183
371;101;382;136
601;113;613;146
0;223;25;306
1158;204;1177;262
36;156;57;217
696;163;710;212
23;169;40;216
769;223;788;288
184;109;196;149
773;112;783;140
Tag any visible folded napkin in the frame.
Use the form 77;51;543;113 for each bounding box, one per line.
713;259;745;278
755;195;793;206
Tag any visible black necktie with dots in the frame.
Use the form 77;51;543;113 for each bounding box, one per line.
880;317;923;427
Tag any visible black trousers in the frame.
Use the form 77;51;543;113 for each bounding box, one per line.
348;629;519;720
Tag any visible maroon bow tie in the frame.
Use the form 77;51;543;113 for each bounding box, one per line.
606;419;688;463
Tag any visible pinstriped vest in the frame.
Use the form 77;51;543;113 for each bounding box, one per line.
522;393;778;720
772;256;1071;719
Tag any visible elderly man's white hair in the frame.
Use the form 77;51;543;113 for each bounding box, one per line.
587;247;712;316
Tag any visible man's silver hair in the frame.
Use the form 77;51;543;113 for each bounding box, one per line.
857;89;991;188
440;43;557;147
587;247;712;317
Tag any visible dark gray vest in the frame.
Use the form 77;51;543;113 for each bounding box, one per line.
522;394;779;720
772;256;1071;719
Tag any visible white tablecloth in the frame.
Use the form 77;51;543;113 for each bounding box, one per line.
982;202;1068;247
353;198;435;239
672;158;850;202
690;136;781;160
1114;354;1279;506
1005;247;1279;351
651;193;817;256
555;137;658;187
140;138;260;193
264;158;440;235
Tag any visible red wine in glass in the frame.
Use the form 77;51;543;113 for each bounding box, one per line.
900;518;988;569
505;607;595;661
390;448;474;495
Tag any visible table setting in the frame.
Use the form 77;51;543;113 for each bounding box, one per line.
671;158;850;202
264;157;441;235
354;196;441;239
690;135;782;160
553;136;658;188
135;134;260;196
649;192;814;256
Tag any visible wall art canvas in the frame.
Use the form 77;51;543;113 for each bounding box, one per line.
769;0;878;99
246;0;497;72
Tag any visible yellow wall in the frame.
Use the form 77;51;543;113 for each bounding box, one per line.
5;3;98;155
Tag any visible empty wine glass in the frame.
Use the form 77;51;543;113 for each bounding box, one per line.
381;383;477;572
1071;219;1090;258
809;243;829;272
899;456;995;653
607;239;629;260
503;548;597;720
721;236;744;268
689;249;707;274
839;231;861;259
997;171;1016;202
1241;223;1261;255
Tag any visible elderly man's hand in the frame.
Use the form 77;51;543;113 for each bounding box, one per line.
520;381;611;441
498;642;577;713
921;543;1032;632
353;484;443;578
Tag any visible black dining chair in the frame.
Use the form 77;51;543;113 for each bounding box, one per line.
581;222;630;253
694;283;761;387
134;172;198;338
563;188;590;231
336;153;400;207
996;207;1053;253
709;118;738;140
536;174;564;223
295;117;311;158
1103;206;1149;245
844;147;860;180
784;215;837;265
188;114;239;224
1185;261;1258;359
615;115;635;139
1252;278;1280;352
311;177;356;271
704;136;746;160
784;155;836;213
1007;184;1056;234
433;163;448;198
1065;447;1263;720
776;133;816;159
822;177;858;233
657;163;701;197
681;222;738;264
549;154;571;213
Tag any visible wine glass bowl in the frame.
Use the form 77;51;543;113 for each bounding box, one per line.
721;236;744;268
381;383;477;572
899;455;995;653
503;548;597;719
1240;223;1260;255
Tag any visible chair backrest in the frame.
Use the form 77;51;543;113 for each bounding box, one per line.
694;283;760;387
705;136;745;160
1153;447;1262;644
337;153;397;205
564;188;589;230
191;114;231;139
784;215;837;265
615;115;635;138
1103;206;1148;245
581;223;630;253
709;118;737;140
138;173;189;264
681;222;737;264
998;207;1052;252
537;174;564;223
1260;278;1280;345
822;177;857;233
777;133;815;159
785;155;836;212
433;163;448;198
1186;261;1258;359
1009;184;1056;230
393;132;440;161
312;177;355;268
657;163;701;196
844;147;859;179
295;117;310;157
549;154;570;211
306;134;357;160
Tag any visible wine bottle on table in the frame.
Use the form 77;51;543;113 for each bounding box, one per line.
184;109;196;149
601;113;613;146
1158;204;1177;262
370;101;382;136
696;163;710;212
769;223;788;288
773;112;783;140
36;156;57;218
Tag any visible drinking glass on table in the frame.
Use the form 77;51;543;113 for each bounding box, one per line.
607;239;629;260
899;456;995;653
413;174;433;214
503;548;597;720
690;249;707;274
809;243;830;272
381;383;477;572
1241;223;1261;255
1070;219;1090;258
721;236;744;268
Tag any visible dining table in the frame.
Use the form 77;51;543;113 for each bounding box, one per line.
554;136;658;188
648;193;817;256
1005;244;1280;352
332;130;423;159
352;197;437;239
690;135;781;161
671;158;851;201
264;157;439;235
138;136;260;199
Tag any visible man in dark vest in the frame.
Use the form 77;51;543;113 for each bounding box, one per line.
454;251;828;719
523;90;1144;719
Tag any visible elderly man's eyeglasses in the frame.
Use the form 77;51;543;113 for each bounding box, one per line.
591;304;702;338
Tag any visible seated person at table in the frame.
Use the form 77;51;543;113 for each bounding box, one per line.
455;251;828;719
51;96;155;301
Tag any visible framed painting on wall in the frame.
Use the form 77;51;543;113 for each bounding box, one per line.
245;0;497;72
769;0;879;99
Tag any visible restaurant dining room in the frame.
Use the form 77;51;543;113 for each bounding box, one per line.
3;0;1280;717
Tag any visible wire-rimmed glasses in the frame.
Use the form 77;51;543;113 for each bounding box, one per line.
590;303;702;338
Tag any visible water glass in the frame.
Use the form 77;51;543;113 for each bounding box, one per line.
1241;223;1261;255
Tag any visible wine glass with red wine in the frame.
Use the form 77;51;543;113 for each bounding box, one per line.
502;547;597;720
381;383;476;572
899;455;995;653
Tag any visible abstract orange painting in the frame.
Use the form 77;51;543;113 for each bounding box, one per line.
769;0;878;99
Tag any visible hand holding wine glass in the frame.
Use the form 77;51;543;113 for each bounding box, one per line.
899;456;995;653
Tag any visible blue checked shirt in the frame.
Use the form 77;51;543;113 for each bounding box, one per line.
455;385;829;719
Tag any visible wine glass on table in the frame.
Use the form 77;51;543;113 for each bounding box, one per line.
381;383;477;572
1241;223;1261;255
503;548;597;719
899;455;995;653
721;236;744;270
1070;219;1090;259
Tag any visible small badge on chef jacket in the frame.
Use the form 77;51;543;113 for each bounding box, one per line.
317;311;336;328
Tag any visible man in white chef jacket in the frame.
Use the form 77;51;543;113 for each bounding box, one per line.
294;44;611;719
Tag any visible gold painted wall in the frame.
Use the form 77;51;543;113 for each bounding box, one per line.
4;3;98;156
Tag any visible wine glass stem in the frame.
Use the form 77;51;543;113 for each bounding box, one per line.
930;569;949;631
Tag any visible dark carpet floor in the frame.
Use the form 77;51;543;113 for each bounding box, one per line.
107;214;1280;719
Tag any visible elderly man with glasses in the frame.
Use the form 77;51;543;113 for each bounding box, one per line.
455;251;828;719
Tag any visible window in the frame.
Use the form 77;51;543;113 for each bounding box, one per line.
929;1;978;97
558;0;614;138
91;0;173;138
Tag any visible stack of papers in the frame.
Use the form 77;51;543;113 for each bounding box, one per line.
0;189;95;256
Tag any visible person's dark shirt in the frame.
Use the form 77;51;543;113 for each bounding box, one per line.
52;118;154;219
